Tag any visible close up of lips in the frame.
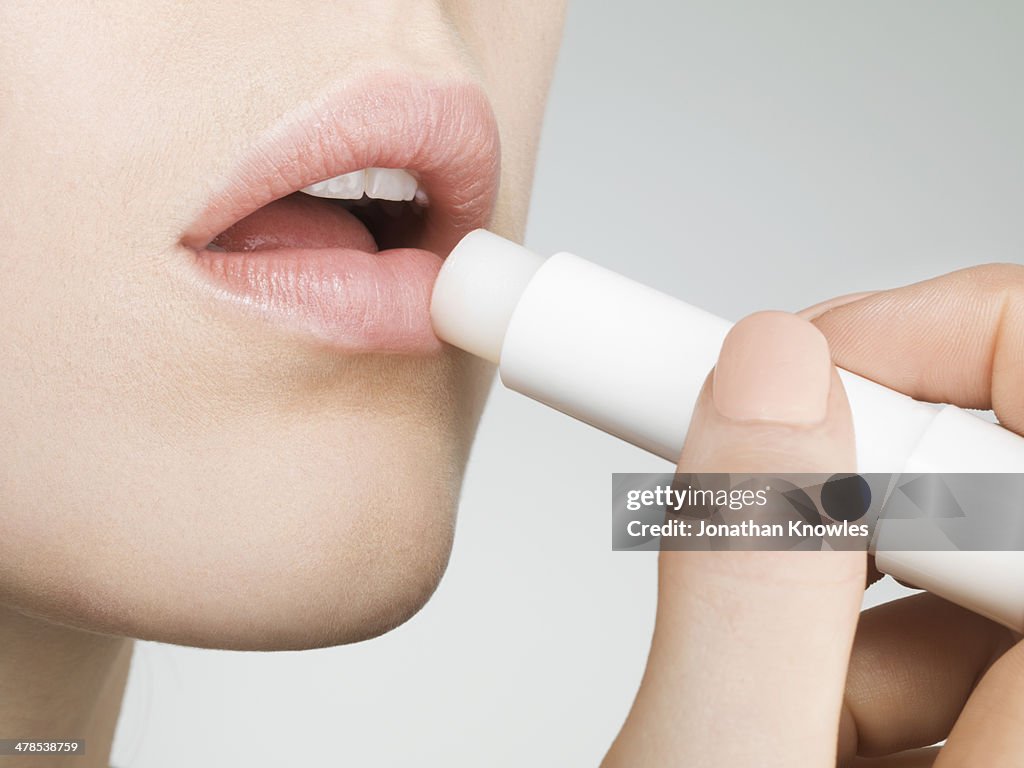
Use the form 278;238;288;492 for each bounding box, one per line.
182;74;501;354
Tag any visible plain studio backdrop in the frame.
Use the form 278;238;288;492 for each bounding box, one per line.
111;3;1024;766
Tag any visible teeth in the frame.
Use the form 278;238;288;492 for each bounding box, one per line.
301;170;365;200
300;168;421;203
365;168;418;202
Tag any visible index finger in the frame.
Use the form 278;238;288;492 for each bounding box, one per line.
803;264;1024;434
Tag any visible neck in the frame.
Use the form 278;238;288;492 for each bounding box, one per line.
0;605;131;768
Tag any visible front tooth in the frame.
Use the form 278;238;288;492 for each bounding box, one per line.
301;170;365;199
364;168;418;202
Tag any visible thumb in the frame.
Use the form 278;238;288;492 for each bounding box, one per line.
607;312;866;767
684;309;856;472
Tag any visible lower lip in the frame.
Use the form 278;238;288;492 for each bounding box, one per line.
197;246;444;354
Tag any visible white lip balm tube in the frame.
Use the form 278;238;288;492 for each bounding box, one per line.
431;230;1024;630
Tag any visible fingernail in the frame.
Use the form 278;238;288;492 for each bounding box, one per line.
712;311;832;424
798;290;879;321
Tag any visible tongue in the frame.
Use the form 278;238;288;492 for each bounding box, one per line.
212;193;378;253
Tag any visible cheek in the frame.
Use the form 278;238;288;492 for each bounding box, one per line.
444;2;568;241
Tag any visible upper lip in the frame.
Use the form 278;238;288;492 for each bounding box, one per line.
181;72;501;256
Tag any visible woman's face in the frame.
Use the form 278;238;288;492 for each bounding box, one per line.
0;2;565;649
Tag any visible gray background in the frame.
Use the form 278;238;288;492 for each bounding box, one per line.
111;2;1024;765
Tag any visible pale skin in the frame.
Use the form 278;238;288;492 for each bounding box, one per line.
606;269;1024;766
1;3;1022;766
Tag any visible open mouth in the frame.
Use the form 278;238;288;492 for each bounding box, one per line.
183;75;500;354
209;168;429;256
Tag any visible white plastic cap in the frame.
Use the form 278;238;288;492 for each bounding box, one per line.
430;229;546;364
874;550;1024;632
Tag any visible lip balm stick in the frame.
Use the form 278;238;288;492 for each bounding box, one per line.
430;229;1024;631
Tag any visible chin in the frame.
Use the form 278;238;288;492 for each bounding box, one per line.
178;502;459;653
199;501;460;653
0;417;468;652
5;501;457;652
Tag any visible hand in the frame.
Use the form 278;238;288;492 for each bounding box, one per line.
811;265;1023;766
603;264;1024;767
